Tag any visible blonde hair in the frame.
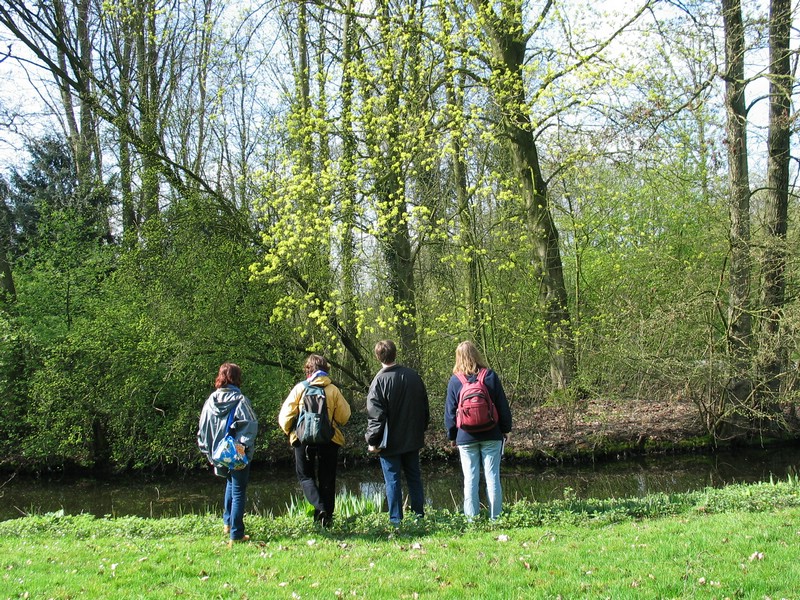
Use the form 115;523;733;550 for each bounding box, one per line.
453;341;488;376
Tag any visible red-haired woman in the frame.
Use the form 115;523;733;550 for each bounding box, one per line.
198;362;259;544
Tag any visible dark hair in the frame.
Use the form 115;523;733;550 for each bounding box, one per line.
215;362;242;388
374;339;397;365
304;354;329;376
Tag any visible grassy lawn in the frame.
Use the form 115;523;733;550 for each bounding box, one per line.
1;481;799;599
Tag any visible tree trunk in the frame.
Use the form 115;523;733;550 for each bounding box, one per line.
473;0;576;390
338;0;361;380
138;0;160;220
759;0;792;398
440;2;483;343
119;40;137;242
0;196;15;303
721;0;753;401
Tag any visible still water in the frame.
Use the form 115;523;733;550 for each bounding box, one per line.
1;446;798;521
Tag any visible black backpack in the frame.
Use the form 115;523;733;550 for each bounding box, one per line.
295;381;334;445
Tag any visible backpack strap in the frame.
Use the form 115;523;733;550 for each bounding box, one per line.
456;370;486;385
225;400;241;436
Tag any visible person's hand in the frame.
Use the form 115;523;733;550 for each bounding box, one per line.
367;445;381;454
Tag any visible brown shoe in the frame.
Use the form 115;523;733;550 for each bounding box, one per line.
227;535;250;548
223;525;230;535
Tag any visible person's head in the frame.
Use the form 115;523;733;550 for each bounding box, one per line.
304;354;329;377
215;362;242;388
453;341;488;375
374;339;397;365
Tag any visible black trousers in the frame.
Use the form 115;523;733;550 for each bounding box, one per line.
294;442;339;522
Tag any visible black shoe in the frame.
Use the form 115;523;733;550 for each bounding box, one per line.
318;511;332;528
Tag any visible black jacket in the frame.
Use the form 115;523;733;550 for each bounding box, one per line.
365;364;430;456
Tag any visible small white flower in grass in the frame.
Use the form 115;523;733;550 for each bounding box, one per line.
496;534;509;542
749;551;764;561
307;539;316;546
411;542;422;550
698;577;706;585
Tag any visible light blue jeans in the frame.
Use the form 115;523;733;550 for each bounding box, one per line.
458;439;503;519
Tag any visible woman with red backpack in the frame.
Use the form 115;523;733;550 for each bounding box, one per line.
445;341;512;520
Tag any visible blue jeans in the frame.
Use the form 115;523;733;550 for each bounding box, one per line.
223;463;251;540
379;450;425;523
458;439;503;519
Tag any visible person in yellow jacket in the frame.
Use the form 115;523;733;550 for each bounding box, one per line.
279;354;351;527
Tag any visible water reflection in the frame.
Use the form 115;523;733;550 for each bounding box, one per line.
1;446;798;521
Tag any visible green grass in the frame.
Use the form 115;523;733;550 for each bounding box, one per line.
2;480;800;599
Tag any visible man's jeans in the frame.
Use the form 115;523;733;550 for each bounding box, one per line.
223;463;251;539
379;450;425;523
458;439;503;519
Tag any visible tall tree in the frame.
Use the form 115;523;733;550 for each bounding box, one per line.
0;177;15;303
758;0;793;399
470;0;577;389
440;1;485;345
720;0;753;404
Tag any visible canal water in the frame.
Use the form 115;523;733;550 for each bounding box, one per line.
1;446;798;521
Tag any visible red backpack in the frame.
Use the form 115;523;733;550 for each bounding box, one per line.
455;368;499;433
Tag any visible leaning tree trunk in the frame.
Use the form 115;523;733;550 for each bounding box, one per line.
474;0;576;390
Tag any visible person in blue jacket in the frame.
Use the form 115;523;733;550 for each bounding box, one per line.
445;341;512;520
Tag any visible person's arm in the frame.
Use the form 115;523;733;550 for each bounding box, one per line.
197;402;211;456
331;386;351;426
444;377;459;441
278;383;303;435
365;378;387;448
488;370;512;433
421;377;430;431
234;396;259;453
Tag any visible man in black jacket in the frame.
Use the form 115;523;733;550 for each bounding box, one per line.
365;339;430;525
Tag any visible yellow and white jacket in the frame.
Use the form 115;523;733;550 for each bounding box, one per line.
278;374;351;446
